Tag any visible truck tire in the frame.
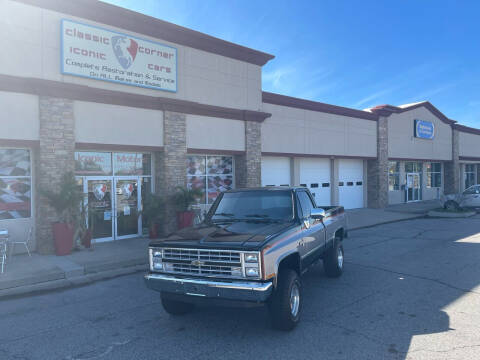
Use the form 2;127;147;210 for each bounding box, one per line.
161;292;194;315
323;238;344;278
269;269;302;331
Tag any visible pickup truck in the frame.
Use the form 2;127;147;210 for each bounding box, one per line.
145;187;348;330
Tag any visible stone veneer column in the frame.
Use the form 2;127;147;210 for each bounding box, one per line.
36;97;75;254
235;120;262;188
157;111;187;233
444;129;460;194
367;115;389;208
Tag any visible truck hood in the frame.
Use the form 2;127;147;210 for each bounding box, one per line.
149;220;295;250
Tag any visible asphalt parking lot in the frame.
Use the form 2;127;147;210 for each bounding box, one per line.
1;216;480;360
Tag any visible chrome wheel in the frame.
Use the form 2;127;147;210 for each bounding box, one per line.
290;282;300;317
337;246;344;269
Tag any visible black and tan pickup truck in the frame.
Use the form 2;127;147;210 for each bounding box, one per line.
145;187;348;330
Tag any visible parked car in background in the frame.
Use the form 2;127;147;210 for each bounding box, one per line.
442;185;480;210
145;187;348;330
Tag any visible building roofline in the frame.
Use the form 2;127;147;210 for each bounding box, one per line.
453;123;480;135
262;91;379;121
369;101;457;125
13;0;275;66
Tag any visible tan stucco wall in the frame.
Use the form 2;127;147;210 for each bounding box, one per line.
74;101;163;146
261;103;377;157
388;107;452;160
0;91;39;140
0;0;262;111
459;131;480;158
186;115;245;151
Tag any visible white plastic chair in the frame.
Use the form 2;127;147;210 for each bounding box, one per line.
9;227;33;257
0;229;8;274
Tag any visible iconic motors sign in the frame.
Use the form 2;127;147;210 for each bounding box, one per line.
414;119;435;140
61;19;177;92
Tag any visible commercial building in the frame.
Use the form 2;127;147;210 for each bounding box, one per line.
1;0;480;253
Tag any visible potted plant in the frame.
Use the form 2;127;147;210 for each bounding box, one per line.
172;186;203;229
140;194;165;238
41;172;83;255
75;195;94;249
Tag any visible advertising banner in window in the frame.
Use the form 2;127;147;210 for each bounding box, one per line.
75;152;112;175
61;19;177;92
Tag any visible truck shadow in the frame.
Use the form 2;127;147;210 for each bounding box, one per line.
154;217;480;359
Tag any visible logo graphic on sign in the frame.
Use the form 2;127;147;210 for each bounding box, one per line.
111;36;138;69
94;184;107;200
122;183;134;199
414;119;435;140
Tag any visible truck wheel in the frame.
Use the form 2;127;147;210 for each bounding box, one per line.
161;292;194;315
324;238;344;278
444;200;460;211
269;269;302;331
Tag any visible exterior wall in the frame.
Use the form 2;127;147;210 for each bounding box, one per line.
75;101;163;146
186;115;245;151
0;0;262;111
388;107;452;160
367;116;388;208
0;91;39;140
444;129;460;194
459;132;480;158
261;103;377;157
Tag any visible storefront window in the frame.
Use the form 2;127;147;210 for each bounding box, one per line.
75;152;112;175
426;162;442;188
0;149;32;219
465;164;477;189
186;155;234;205
405;162;422;173
114;153;151;175
388;161;400;191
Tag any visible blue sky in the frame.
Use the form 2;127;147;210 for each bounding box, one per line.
104;0;480;127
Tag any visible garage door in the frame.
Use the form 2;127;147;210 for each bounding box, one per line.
261;157;291;187
299;158;331;206
339;159;364;209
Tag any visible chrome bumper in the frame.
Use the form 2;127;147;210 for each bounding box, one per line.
144;273;273;302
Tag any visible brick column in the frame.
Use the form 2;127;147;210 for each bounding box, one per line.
235;120;262;188
36;97;75;254
367;115;389;208
444;129;460;194
157;111;187;233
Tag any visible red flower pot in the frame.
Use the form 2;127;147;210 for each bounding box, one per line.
52;223;74;256
177;211;195;229
149;223;159;239
82;229;92;248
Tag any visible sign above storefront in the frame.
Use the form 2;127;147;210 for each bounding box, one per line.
414;119;435;140
61;19;177;92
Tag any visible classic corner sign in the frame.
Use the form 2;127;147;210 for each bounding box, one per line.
61;19;177;92
414;119;435;140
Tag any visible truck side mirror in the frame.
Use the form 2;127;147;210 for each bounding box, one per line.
311;208;326;219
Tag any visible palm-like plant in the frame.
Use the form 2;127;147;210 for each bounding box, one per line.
172;186;203;212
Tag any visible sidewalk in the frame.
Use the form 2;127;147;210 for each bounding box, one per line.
0;237;149;299
0;200;443;299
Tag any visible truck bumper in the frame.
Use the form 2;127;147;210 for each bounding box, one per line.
144;273;273;303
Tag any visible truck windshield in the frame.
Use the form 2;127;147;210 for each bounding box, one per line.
211;191;293;221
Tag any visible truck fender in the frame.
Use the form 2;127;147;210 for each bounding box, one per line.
273;250;301;288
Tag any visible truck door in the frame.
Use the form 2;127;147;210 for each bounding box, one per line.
297;190;326;268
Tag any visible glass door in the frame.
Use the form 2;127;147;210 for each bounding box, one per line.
406;173;421;202
114;177;141;239
86;178;114;242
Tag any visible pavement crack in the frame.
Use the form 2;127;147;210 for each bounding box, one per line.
346;261;480;295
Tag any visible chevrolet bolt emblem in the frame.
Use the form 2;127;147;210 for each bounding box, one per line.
191;260;204;266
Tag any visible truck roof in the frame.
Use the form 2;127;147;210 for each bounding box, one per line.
226;186;303;192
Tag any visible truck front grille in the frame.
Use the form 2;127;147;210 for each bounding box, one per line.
162;248;242;278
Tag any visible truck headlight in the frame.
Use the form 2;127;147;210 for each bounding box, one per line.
245;267;259;277
150;248;163;272
244;253;259;263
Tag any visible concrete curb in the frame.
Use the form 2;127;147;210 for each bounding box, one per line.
0;263;148;300
427;210;476;218
349;214;425;231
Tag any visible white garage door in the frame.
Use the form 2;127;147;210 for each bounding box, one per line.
261;157;291;187
299;158;331;206
339;159;364;209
